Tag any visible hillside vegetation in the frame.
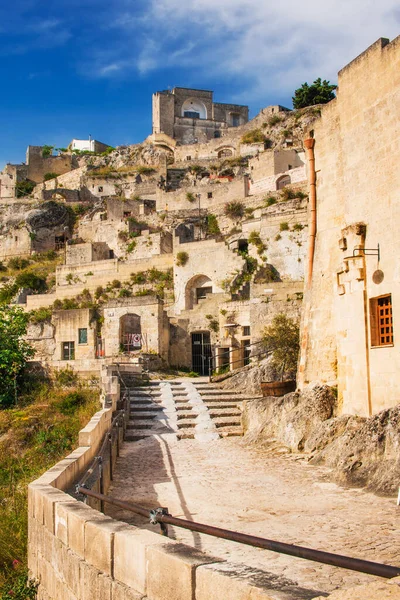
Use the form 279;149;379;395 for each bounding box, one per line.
0;369;100;598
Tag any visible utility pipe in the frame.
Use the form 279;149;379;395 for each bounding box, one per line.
304;138;316;288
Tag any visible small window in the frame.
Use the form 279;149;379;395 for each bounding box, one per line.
242;326;251;336
62;341;75;360
184;111;200;119
98;186;103;192
186;156;192;161
78;328;88;344
370;295;393;347
214;131;221;138
207;192;213;199
15;236;18;241
288;164;292;170
196;286;212;301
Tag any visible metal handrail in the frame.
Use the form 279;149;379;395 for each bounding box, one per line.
76;487;400;580
208;339;269;381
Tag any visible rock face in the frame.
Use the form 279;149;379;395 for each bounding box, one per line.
242;383;400;494
26;201;70;230
217;357;276;394
242;383;336;452
308;406;400;495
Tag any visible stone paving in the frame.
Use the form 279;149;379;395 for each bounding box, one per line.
106;387;400;597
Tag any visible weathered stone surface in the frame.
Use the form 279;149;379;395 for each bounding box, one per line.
26;200;70;230
217;357;276;394
312;580;400;599
242;383;336;452
308;404;400;494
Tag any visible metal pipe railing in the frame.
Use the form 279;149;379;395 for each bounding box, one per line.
208;340;270;381
76;487;400;580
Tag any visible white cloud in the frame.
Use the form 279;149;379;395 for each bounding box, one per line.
109;0;399;100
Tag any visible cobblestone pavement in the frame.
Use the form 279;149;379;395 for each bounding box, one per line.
106;433;400;596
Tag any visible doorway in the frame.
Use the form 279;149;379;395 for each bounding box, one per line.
191;332;212;375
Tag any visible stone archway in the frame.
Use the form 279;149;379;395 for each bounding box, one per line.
181;98;207;120
185;274;213;310
276;174;291;190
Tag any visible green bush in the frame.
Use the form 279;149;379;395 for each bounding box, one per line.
15;272;47;293
265;196;277;207
206;214;220;235
15;180;35;198
262;314;300;379
41;145;54;157
118;288;132;298
186;192;196;203
268;115;283;126
176;251;189;267
127;241;137;253
241;129;266;144
29;307;52;324
280;187;297;201
43;172;58;181
130;272;146;285
7;258;30;271
279;222;289;232
224;201;245;219
54;368;78;387
57;391;86;415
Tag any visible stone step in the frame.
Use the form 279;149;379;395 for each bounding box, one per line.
129;412;159;419
176;411;199;420
130;404;163;411
198;397;244;403
213;416;242;428
203;402;241;410
130;398;163;405
175;403;193;411
126;422;155;430
208;409;241;418
218;426;244;437
197;390;243;396
125;432;157;442
176;429;196;440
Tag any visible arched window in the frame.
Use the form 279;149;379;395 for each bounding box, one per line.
120;313;141;352
276;174;291;190
182;99;207;120
217;148;234;159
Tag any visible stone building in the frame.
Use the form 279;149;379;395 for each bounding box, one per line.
298;36;400;417
152;87;249;144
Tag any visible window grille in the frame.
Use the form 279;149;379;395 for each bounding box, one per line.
78;328;88;344
62;341;75;360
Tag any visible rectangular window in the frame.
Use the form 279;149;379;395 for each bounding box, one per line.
184;111;200;119
196;286;212;301
207;192;213;199
242;326;251;336
62;341;75;360
98;186;103;192
370;294;393;347
78;328;88;344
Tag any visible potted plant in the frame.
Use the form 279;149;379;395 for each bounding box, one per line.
261;314;299;397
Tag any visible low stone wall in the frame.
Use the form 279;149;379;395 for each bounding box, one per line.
29;392;323;600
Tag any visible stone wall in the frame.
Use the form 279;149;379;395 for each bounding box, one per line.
156;177;248;212
249;165;306;196
26;146;74;184
28;383;306;600
298;36;400;416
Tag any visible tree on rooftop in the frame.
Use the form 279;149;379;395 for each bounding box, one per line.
292;78;337;109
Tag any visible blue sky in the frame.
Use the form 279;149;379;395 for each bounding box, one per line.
1;0;399;169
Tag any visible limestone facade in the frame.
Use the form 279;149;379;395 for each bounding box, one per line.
298;36;400;416
152;87;248;144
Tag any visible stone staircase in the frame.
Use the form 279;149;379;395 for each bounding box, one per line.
125;381;174;442
124;379;257;442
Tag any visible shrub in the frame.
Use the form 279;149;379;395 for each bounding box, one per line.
280;222;289;232
135;289;153;296
43;172;58;181
94;286;103;299
15;180;35;198
29;307;52;324
275;234;282;242
268;115;283;126
241;129;266;144
118;230;129;242
127;240;137;253
280;187;297;201
224;201;245;219
111;279;121;289
293;223;304;231
296;191;308;200
130;272;146;285
7;258;30;271
292;78;336;109
58;391;86;414
41;145;54;157
265;196;277;207
262;314;300;379
54;368;78;387
186;192;196;203
118;288;132;298
15;272;47;293
136;166;155;175
176;251;189;267
206;214;220;235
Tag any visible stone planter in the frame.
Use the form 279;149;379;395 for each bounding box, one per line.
260;380;296;397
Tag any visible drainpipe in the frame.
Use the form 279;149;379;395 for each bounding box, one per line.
304;138;316;288
297;137;316;389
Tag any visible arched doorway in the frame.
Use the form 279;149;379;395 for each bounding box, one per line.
217;147;234;159
276;174;291;190
120;313;141;352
